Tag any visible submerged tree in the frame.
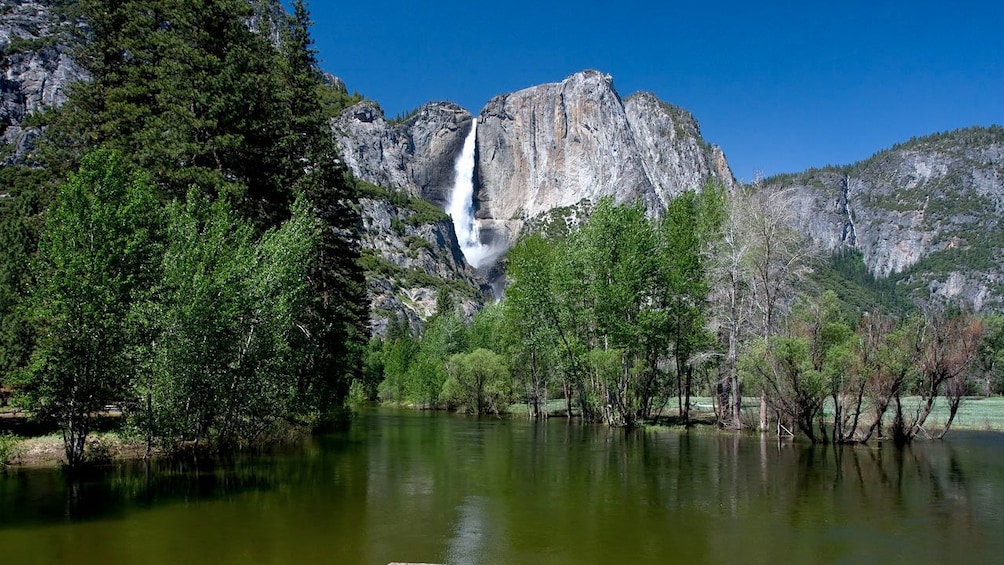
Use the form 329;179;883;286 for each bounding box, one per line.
891;310;984;443
442;349;512;416
709;181;805;430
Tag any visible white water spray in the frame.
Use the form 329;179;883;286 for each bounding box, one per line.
447;120;492;267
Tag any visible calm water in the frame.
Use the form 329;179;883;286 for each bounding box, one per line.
2;408;1004;564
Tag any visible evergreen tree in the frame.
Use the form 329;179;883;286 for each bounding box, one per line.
40;0;291;226
279;0;367;417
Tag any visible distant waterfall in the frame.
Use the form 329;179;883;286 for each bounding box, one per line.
447;120;490;267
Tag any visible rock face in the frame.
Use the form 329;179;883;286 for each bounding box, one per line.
0;0;88;163
778;127;1004;310
473;70;736;248
358;197;489;335
332;100;473;209
332;101;494;331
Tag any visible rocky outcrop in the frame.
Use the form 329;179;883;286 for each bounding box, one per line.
778;126;1004;309
334;101;494;331
359;197;489;335
0;0;88;163
473;70;736;249
625;93;735;210
332;100;473;209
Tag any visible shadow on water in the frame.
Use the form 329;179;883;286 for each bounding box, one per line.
0;424;368;529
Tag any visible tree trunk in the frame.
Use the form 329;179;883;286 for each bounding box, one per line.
936;396;963;440
564;381;572;418
759;395;768;433
683;365;693;426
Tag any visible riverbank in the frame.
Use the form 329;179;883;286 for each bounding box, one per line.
1;432;154;469
5;395;1004;469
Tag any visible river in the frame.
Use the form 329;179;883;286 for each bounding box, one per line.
2;408;1003;564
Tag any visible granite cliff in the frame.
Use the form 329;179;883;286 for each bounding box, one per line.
473;70;736;250
332;102;490;332
333;100;473;210
0;0;87;164
776;126;1004;310
357;192;488;335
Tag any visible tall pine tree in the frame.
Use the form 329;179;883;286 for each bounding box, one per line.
279;0;367;417
40;0;291;227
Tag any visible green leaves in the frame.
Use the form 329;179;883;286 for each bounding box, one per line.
15;150;331;459
152;191;320;448
442;349;512;415
19;151;161;466
493;192;723;425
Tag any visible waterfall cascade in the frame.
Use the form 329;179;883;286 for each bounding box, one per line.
447;120;491;267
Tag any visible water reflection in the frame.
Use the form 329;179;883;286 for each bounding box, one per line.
1;409;1003;565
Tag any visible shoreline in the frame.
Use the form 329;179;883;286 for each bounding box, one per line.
6;397;1004;470
3;432;157;469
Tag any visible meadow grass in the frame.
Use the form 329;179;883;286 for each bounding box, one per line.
508;395;1004;433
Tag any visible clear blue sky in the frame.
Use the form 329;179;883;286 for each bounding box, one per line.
284;0;1002;182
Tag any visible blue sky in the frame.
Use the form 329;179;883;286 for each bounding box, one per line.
285;0;1002;182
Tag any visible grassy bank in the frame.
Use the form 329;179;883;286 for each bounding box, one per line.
507;396;1004;434
704;395;1004;433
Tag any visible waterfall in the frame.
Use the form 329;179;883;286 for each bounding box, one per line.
447;119;491;267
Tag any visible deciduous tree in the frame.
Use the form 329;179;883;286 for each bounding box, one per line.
19;151;161;466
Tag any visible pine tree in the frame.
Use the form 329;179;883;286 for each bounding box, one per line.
40;0;291;227
279;0;368;417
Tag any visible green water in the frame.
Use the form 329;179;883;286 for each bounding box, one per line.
2;408;1004;564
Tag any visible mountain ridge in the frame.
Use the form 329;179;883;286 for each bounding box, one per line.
774;125;1004;309
4;0;1003;321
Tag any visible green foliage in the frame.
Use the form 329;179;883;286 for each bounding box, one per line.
975;313;1004;396
3;34;62;56
0;433;21;469
378;316;416;403
17;151;161;466
358;337;386;401
33;0;291;226
502;236;560;417
442;349;512;415
150;191;320;449
0;173;46;389
316;83;364;120
386;105;424;126
404;313;466;406
497;188;725;425
805;249;914;319
358;248;479;301
466;302;504;351
356;179;449;225
390;216;407;236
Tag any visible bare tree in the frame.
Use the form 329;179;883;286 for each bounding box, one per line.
892;310;984;442
709;180;806;431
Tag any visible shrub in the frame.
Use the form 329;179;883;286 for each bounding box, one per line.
0;433;21;469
